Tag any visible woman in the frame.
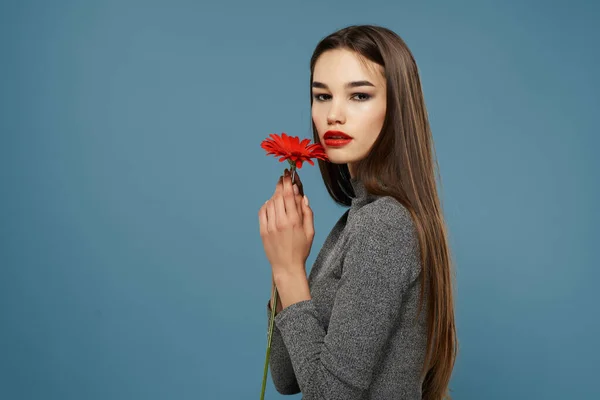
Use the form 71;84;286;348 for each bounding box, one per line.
258;24;458;399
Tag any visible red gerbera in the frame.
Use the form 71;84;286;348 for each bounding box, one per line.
260;132;328;169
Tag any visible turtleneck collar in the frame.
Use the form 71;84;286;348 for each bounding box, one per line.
349;177;379;209
350;177;367;198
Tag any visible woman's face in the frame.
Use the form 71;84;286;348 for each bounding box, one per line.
311;48;387;177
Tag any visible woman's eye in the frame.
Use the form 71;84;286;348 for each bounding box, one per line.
352;93;371;101
313;94;331;101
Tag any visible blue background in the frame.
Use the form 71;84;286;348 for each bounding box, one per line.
1;0;598;398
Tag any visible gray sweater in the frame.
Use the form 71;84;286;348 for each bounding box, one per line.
266;177;428;399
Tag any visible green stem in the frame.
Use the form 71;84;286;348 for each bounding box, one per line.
260;285;278;399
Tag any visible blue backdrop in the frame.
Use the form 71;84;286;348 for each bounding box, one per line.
1;0;598;398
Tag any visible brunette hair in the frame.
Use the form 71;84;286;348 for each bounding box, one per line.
309;25;458;399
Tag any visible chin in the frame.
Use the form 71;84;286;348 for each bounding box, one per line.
325;154;355;166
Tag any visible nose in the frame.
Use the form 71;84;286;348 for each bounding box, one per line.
327;99;346;125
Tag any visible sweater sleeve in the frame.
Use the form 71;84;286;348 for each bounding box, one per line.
273;204;421;399
266;300;301;394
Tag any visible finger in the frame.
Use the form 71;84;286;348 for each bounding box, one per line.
266;199;277;233
259;203;268;236
273;174;283;197
274;187;287;228
302;195;315;239
294;192;304;224
292;170;304;196
274;167;291;195
283;168;291;192
282;174;299;223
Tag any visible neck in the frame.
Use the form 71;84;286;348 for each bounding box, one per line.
348;163;355;179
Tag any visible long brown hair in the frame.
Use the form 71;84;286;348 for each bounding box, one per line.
309;25;458;399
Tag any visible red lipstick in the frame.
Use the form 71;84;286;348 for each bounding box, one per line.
323;130;353;147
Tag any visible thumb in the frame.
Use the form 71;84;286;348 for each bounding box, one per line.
302;195;314;239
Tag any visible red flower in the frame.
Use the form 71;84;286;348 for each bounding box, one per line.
261;132;328;169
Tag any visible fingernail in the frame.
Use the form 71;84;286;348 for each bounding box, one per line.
304;195;309;206
293;184;299;195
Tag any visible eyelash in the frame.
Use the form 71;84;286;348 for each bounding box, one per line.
312;93;372;102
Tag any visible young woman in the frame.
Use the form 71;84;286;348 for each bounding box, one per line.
258;24;458;399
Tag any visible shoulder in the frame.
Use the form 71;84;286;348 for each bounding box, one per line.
349;196;417;242
344;196;422;283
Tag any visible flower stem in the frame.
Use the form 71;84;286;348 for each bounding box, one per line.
288;161;297;185
260;284;278;399
260;163;297;399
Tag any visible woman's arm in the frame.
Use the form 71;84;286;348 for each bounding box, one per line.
272;201;421;399
267;295;300;394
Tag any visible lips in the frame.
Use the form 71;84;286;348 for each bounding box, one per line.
323;130;353;147
323;130;352;140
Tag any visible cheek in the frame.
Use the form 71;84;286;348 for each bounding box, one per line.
311;107;325;127
351;102;382;121
368;101;386;130
354;102;385;140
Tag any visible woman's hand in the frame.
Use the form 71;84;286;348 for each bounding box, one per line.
259;169;314;281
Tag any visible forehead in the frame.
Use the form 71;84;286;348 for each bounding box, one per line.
313;48;385;86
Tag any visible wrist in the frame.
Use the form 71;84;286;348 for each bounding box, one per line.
274;268;311;309
273;267;306;286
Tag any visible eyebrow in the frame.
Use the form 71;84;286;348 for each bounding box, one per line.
311;80;375;89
